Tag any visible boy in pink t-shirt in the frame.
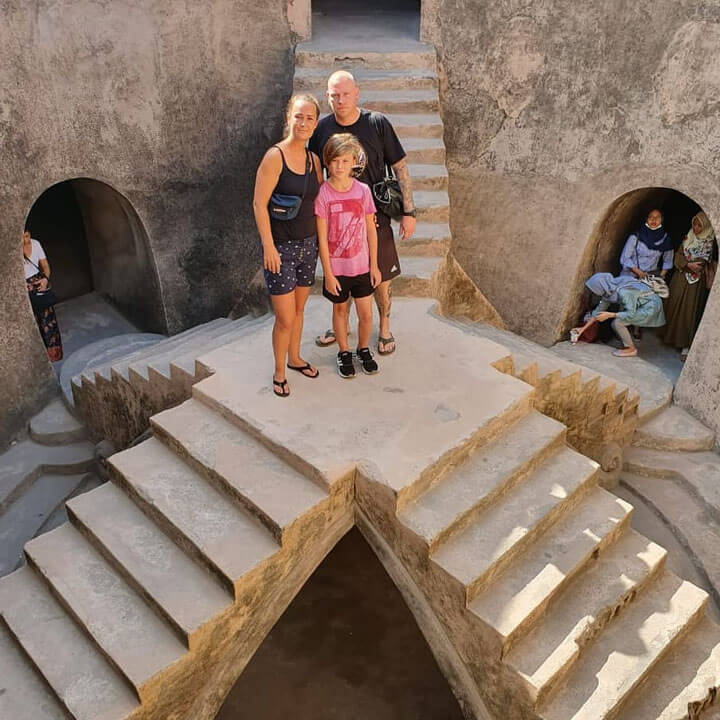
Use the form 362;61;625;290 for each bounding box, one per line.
315;133;382;378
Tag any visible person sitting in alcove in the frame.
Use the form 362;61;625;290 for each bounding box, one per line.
619;208;673;339
662;211;718;359
570;273;665;357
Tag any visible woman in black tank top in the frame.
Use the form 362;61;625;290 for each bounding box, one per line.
253;94;323;397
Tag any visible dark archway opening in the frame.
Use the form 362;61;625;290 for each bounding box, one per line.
571;187;716;384
216;528;463;720
312;0;422;43
25;179;166;367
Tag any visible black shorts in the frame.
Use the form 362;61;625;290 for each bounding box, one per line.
377;215;401;282
323;273;374;303
263;235;318;296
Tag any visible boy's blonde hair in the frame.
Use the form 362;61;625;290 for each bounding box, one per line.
322;133;366;176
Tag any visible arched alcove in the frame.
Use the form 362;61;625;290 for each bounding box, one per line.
566;186;717;381
25;178;166;335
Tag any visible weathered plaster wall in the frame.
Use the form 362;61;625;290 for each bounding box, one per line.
0;0;293;448
429;1;720;345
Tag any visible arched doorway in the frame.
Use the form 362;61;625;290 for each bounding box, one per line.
569;187;717;383
24;178;166;365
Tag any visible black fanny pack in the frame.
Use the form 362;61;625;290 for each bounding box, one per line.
25;256;58;312
269;148;311;221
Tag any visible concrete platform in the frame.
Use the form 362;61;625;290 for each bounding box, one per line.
194;297;532;497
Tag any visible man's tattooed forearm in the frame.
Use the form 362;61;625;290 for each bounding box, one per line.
392;159;415;212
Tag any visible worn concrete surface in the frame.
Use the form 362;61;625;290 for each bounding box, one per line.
194;297;531;497
217;528;464;720
0;0;294;447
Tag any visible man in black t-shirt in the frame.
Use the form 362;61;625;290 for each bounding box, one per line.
309;70;416;356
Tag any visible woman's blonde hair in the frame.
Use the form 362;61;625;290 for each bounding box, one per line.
284;94;321;137
322;133;366;176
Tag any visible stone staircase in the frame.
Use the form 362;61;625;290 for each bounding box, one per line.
293;42;450;296
0;399;99;576
2;295;720;718
73;313;273;448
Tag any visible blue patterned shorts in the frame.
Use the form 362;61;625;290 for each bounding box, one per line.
263;235;318;296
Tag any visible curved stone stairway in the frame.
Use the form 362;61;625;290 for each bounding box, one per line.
3;45;720;720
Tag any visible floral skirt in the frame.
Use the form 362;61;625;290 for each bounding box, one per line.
27;272;63;362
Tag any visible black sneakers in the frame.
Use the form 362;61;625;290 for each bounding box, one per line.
356;347;379;375
337;350;356;379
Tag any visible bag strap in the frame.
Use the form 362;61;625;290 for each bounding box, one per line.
24;253;41;273
273;145;311;201
369;111;394;179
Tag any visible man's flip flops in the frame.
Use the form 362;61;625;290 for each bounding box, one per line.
315;329;336;347
377;335;396;355
287;363;319;378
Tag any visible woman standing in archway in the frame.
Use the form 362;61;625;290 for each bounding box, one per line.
22;228;63;362
253;94;323;397
662;211;717;358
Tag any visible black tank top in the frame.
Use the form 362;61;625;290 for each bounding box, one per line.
269;146;320;244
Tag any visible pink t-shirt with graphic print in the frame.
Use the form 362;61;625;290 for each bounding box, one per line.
314;179;376;278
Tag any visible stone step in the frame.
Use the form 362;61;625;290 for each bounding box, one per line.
414;189;449;222
623;447;720;524
66;333;164;404
150;398;328;542
109;437;279;597
393;256;443;297
0;565;140;719
399;410;567;551
633;404;715;452
392;221;451;256
293;66;438;92
540;569;708;720
614;614;720;720
96;318;231;384
0;438;97;514
406;163;448;191
403;137;446;164
24;524;187;699
502;527;665;706
432;446;599;601
169;314;274;388
122;317;234;385
319;88;439;114
386;112;444;138
294;46;438;71
29;398;86;445
0;471;91;577
0;621;67;720
66;482;233;650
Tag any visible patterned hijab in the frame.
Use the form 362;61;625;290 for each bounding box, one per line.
683;212;716;284
585;273;647;303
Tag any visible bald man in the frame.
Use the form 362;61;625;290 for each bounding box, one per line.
310;70;416;355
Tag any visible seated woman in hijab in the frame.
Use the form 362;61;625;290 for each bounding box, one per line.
570;273;665;357
662;211;717;359
619;208;673;339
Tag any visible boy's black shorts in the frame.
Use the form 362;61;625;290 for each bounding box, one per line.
322;273;374;303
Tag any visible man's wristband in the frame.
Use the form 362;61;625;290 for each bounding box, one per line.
402;209;417;218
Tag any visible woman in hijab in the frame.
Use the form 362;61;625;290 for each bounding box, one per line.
618;208;673;340
662;211;717;358
570;273;665;357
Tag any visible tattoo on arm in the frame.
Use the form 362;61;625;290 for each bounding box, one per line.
392;159;415;212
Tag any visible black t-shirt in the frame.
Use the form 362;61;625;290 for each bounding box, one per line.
309;109;406;205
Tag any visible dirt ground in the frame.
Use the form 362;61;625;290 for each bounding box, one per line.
216;528;464;720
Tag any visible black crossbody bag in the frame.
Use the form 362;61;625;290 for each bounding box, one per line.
269;148;311;221
24;254;58;312
369;113;405;221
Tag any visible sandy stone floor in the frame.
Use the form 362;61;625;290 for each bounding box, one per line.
216;528;463;720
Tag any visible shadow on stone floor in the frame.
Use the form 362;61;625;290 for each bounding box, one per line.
215;528;464;720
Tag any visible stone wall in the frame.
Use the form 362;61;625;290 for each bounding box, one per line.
0;0;294;448
428;0;720;433
428;1;720;343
